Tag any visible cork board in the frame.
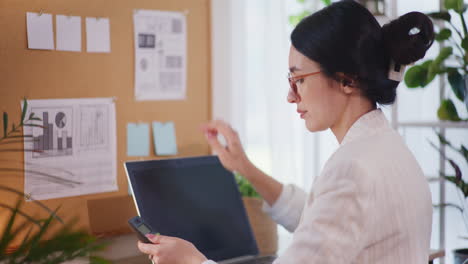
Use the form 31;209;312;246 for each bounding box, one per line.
0;0;211;243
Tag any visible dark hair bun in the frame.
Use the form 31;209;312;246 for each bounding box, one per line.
382;12;435;65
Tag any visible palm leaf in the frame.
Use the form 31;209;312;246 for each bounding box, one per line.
435;131;468;164
0;186;63;224
23;209;59;262
445;175;468;198
3;112;7;138
0;203;41;226
0;168;81;187
0;199;21;257
21;98;28;126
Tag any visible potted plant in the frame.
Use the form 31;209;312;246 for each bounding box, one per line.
404;0;468;263
404;0;468;119
235;173;278;256
1;99;109;263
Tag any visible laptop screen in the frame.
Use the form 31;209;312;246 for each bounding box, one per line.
125;156;259;261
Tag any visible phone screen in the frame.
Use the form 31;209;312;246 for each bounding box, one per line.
137;224;151;234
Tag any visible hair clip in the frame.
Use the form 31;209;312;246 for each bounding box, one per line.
409;27;421;36
388;60;406;81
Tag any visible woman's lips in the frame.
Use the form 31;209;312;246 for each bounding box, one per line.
297;110;307;118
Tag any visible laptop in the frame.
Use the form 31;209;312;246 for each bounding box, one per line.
124;155;276;264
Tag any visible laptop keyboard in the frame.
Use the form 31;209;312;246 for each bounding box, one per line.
237;255;276;264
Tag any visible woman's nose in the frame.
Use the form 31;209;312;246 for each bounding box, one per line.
287;90;299;103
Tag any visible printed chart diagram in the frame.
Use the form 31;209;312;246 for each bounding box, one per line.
79;105;109;150
32;107;73;158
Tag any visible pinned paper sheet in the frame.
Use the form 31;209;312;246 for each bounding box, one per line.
22;98;118;201
86;17;111;53
152;122;178;156
26;12;54;50
133;10;187;100
127;123;150;156
56;15;82;52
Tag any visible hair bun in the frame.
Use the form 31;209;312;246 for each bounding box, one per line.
382;12;435;65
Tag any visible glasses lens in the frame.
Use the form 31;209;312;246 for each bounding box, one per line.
289;78;297;95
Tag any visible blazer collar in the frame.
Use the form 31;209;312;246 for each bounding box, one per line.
340;109;391;146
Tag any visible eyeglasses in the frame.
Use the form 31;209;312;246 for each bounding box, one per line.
287;71;322;97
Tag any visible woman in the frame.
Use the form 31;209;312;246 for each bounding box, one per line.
138;1;435;263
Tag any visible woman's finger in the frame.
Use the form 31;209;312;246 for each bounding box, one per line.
138;240;160;256
202;120;239;147
152;256;160;264
211;121;239;146
205;131;229;155
145;233;163;244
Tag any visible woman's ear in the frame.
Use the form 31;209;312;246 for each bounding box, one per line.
336;72;357;94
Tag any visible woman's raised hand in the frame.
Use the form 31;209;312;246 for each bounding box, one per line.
201;120;251;174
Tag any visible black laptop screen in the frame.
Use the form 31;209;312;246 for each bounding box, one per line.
126;156;259;261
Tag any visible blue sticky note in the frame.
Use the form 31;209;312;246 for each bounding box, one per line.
127;123;150;156
152;121;178;156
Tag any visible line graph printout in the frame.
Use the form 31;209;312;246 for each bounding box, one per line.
23;98;117;200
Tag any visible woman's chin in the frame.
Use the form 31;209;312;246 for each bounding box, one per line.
304;118;327;132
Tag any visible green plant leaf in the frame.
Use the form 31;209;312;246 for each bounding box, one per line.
445;0;464;12
404;61;435;88
445;175;468;198
289;10;310;26
3;112;8;138
437;99;462;121
235;173;260;198
21;98;28;125
321;0;331;5
462;145;468;162
427;11;452;22
297;0;305;3
428;47;453;78
448;159;462;182
447;70;466;101
435;28;452;41
0;199;21;256
22;123;44;128
405;65;427;88
433;202;464;212
90;256;112;264
462;37;468;51
434;47;453;66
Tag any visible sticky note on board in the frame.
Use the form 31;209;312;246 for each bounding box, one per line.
86;17;111;53
56;15;82;52
127;123;150;156
26;12;55;50
152;122;178;156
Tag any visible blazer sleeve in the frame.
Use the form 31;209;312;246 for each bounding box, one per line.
262;184;308;232
273;160;372;264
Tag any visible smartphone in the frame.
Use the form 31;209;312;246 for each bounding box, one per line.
128;216;156;244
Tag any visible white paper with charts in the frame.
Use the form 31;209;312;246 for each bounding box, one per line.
133;9;187;101
23;98;117;201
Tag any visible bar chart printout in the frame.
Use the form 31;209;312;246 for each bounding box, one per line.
23;98;117;201
32;109;73;158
